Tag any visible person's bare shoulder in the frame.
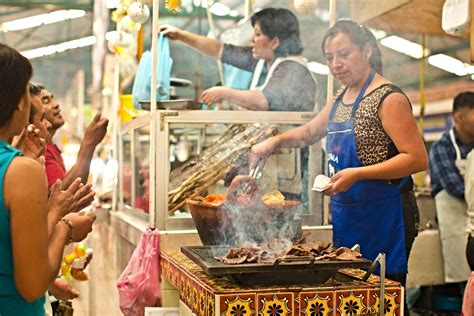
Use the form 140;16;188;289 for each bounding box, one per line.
4;156;47;209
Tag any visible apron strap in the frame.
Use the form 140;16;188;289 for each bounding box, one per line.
450;128;462;161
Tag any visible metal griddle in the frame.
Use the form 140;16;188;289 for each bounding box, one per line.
181;246;372;285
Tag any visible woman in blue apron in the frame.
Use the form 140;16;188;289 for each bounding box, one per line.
251;20;428;313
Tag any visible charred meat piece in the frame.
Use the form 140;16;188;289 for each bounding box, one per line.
216;239;363;265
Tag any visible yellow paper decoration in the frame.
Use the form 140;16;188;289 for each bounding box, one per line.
166;0;182;12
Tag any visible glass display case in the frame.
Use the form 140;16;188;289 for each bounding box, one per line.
119;110;325;231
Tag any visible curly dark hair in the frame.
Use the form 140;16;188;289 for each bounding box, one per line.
251;7;303;57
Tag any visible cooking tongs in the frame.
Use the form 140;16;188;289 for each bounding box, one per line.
248;158;265;180
241;158;265;194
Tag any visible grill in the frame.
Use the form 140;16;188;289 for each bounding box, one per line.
181;246;372;286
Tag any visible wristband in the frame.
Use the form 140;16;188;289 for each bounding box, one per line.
60;218;74;245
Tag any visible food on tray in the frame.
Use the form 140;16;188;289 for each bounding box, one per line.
215;238;362;264
203;194;225;206
261;190;285;205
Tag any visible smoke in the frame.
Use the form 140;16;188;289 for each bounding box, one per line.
215;183;301;248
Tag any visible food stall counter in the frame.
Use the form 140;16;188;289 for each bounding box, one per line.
160;251;403;315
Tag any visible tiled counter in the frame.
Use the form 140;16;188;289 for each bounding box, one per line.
160;252;403;315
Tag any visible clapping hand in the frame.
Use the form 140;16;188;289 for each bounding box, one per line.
12;124;46;159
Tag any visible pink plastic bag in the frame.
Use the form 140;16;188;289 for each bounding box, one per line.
117;227;161;316
463;272;474;316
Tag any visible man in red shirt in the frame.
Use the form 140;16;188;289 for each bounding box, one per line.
35;84;109;188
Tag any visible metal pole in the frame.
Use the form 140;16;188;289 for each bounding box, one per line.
379;253;386;316
149;0;159;229
326;0;336;103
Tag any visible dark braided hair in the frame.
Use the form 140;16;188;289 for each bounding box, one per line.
251;8;303;57
321;20;383;75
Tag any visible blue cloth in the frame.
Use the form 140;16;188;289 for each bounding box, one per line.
132;33;173;109
326;71;408;274
223;64;253;90
0;141;45;315
429;129;473;199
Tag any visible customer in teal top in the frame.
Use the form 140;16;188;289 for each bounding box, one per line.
0;44;95;316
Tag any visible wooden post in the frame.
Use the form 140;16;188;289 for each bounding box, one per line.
471;0;474;62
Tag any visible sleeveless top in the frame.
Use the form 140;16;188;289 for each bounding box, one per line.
331;83;413;190
0;141;45;316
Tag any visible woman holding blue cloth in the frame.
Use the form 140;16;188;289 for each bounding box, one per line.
250;20;428;302
160;7;319;112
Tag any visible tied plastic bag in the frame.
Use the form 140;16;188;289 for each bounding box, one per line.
117;227;161;316
132;33;173;109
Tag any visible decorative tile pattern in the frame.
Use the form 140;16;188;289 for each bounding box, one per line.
300;292;334;316
220;294;256;316
160;252;404;316
335;290;367;315
208;292;215;316
366;288;401;315
257;293;293;316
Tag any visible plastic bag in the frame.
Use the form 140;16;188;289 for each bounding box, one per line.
117;227;161;316
132;33;173;109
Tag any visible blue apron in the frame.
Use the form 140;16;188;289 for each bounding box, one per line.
326;70;408;274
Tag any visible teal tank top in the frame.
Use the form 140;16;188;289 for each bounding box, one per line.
0;141;45;316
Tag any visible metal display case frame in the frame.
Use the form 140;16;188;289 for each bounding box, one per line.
119;110;324;231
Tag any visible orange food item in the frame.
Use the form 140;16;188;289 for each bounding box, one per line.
203;194;225;205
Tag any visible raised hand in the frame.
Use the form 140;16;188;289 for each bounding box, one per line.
159;24;183;40
83;112;108;148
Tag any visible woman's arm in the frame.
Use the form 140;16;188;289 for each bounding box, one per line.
160;25;223;59
326;93;428;194
200;87;269;110
250;100;333;166
5;157;69;301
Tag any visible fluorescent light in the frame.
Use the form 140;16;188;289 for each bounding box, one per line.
307;61;329;75
380;35;430;59
369;28;386;40
229;10;239;17
21;36;96;59
21;31;115;59
428;54;474;76
1;9;86;32
210;2;230;16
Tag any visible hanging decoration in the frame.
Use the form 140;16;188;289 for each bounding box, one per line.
119;15;142;34
294;0;318;14
165;0;182;12
128;1;150;24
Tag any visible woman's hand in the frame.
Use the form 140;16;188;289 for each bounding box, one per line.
69;183;95;213
47;178;82;218
159;24;183;40
12;124;46;159
200;87;228;106
63;212;96;243
49;278;79;301
249;137;279;170
324;168;361;196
